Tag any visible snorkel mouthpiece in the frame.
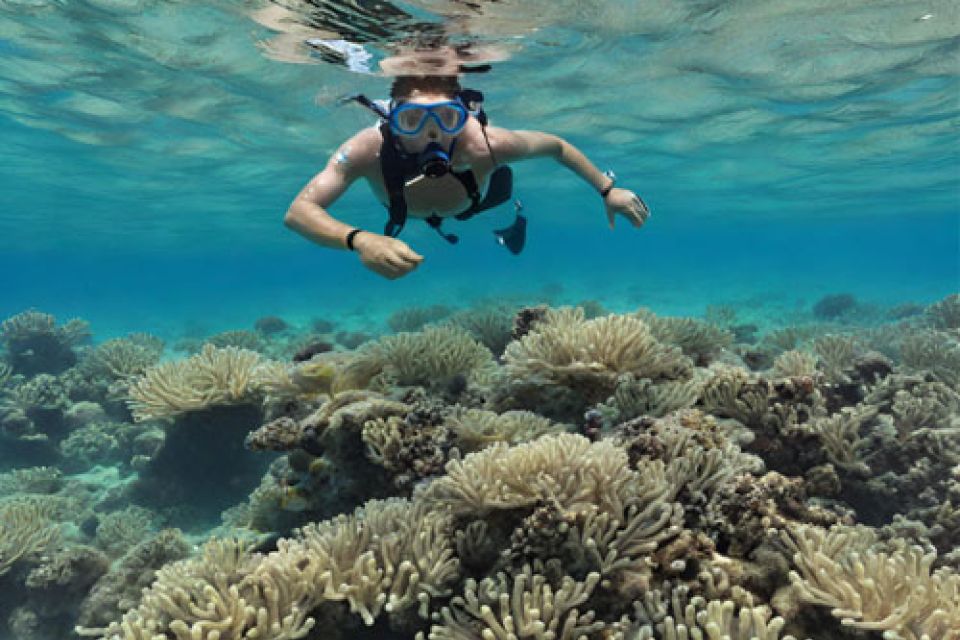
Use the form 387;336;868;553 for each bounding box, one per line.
419;142;452;178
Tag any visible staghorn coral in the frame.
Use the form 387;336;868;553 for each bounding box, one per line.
208;329;268;353
125;344;267;421
638;310;734;366
388;304;454;333
419;433;685;588
783;524;960;640
597;373;702;426
812;335;859;384
278;497;459;627
84;537;317;640
420;566;606;640
760;326;823;355
500;308;692;417
771;350;818;380
630;583;801;640
900;330;960;388
81;337;163;382
448;304;516;357
347;325;498;395
94;506;157;558
0;309;90;376
0;465;63;495
77;529;192;629
802;404;877;476
109;498;456;638
699;366;769;429
419;432;673;517
926;293;960;330
0;497;63;576
445;407;566;452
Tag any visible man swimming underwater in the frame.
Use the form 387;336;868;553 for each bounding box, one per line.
284;74;650;280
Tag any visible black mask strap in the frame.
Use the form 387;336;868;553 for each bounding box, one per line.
341;94;389;120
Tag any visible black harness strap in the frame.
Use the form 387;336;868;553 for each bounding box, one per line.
379;120;507;243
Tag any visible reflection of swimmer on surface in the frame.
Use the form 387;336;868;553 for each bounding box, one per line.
284;69;651;279
251;0;530;66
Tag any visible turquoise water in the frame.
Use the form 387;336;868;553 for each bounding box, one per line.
1;0;957;338
1;1;959;639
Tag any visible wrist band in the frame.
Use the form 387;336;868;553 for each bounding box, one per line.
345;228;364;251
599;170;616;199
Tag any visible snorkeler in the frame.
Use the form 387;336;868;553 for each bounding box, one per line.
284;74;650;279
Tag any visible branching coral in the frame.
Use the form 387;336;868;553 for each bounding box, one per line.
926;293;960;331
803;404;877;475
783;524;960;640
638;310;734;366
350;325;498;392
771;350;818;380
420;433;673;517
0;309;89;375
82;337;163;381
242;497;459;629
900;330;960;388
420;566;606;640
630;584;800;640
86;537;317;640
699;366;769;429
419;433;685;587
0;497;63;576
388;304;453;333
445;407;566;452
448;304;516;357
813;335;858;384
125;344;268;421
502;308;692;406
597;374;702;426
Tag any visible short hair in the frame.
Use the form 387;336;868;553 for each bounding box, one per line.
389;75;462;101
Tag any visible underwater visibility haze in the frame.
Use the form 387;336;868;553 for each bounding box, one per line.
0;0;958;638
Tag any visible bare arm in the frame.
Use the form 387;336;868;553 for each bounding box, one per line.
486;127;650;229
283;129;379;249
284;127;424;278
487;128;612;195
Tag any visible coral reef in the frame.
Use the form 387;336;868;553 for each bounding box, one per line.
0;298;957;640
125;344;270;421
0;309;90;376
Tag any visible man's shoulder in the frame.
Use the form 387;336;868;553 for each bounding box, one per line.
347;126;384;155
338;127;383;174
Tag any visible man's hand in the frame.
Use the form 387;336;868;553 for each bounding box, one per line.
353;232;424;279
604;188;650;229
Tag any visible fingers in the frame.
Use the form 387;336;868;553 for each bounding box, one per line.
630;196;650;227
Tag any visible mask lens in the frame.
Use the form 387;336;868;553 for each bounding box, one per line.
395;105;427;133
434;104;465;131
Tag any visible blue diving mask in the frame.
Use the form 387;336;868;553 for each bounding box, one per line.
388;100;469;136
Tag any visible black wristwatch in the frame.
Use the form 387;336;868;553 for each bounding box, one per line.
599;170;616;199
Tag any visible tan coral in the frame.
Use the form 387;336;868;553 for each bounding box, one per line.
126;344;267;421
782;524;960;640
630;583;801;640
803;404;877;475
421;566;607;640
771;349;819;379
0;497;62;576
502;308;692;403
85;537;316;640
446;407;567;452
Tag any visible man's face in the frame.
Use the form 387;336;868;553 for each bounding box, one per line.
394;91;463;154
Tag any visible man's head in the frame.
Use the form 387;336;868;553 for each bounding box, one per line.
388;75;467;160
389;75;462;102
